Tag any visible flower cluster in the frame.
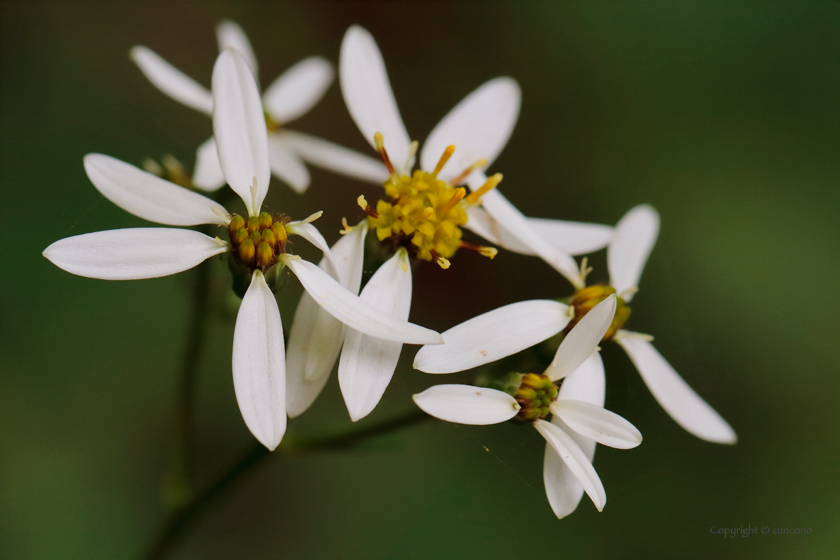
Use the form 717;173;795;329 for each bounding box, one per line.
42;21;735;521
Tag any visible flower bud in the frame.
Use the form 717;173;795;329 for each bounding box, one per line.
258;212;273;229
256;242;274;269
238;239;255;266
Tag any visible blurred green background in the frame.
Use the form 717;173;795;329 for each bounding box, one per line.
2;1;839;559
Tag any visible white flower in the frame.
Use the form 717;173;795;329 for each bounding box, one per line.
415;204;737;445
413;296;643;517
43;49;443;451
130;19;389;193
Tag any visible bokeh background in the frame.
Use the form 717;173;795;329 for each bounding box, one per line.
2;1;839;559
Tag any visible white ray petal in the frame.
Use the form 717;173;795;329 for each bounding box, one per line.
192;136;227;192
546;295;615;381
608;204;659;301
266;134;311;193
212;49;270;215
421;77;520;182
281;255;442;345
43;228;227;280
413;300;571;374
284;221;339;281
130;46;213;114
339;250;412;421
263;57;334;123
413;385;519;425
552;400;642;449
83;154;227;226
535;419;606;512
232;271;285;449
216;20;258;80
279;130;389;184
339;25;410;171
558;352;606;405
616;333;737;444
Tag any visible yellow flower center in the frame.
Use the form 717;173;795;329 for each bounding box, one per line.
568;284;631;341
514;373;558;421
227;212;289;272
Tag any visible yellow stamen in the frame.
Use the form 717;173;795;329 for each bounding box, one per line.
479;246;498;259
357;195;369;211
301;211;323;224
432;145;455;177
450;158;488;186
435;256;451;269
465;173;503;204
406;140;419;172
374;131;396;175
440;187;466;215
340;217;353;235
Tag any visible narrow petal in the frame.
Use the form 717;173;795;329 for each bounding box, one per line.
281;256;443;345
607;204;659;301
413;300;571;374
285;224;368;417
558;352;606;405
232;271;285;449
546;295;616;381
421;77;520;182
130;46;213;114
279;130;389;184
84;154;227;226
552;400;642;449
212;49;270;215
535;419;606;512
339;250;412;421
412;385;519;425
263;57;334;123
43;228;227;280
284;221;339;281
266;134;311;193
616;333;737;444
339;25;411;171
216;20;258;80
192;136;227;192
466;207;612;256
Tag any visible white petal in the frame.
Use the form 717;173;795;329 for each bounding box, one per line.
472;182;581;287
192;136;227;192
216;20;258;80
607;205;659;301
339;25;411;171
546;295;616;381
616;333;737;444
279;130;389;184
339;250;412;421
466;207;612;256
263;57;334;123
413;300;571;374
552;400;642;449
284;221;339;281
535;419;606;512
266;134;311;193
130;46;213;114
84;154;227;226
212;49;270;216
412;385;519;425
558;352;606;405
43;228;227;280
421;77;520;182
232;271;285;450
281;256;442;345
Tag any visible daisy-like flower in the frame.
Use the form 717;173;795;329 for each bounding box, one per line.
43;49;443;451
285;25;612;422
415;204;737;444
413;295;643;517
131;19;389;193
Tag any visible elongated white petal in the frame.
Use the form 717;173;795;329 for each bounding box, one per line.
552;400;641;449
535;419;606;512
558;352;606;405
130;46;213;114
216;20;258;80
421;77;520;182
546;295;615;381
413;300;571;374
473;182;581;287
266;134;311;193
279;130;389;184
616;333;737;444
466;207;612;256
339;25;410;171
43;228;227;280
285;221;339;281
192;136;227;192
263;57;334;123
608;205;659;301
281;256;442;345
212;49;270;215
83;154;227;226
339;251;412;421
413;385;519;425
232;271;285;449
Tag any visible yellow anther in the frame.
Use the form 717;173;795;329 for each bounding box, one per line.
256;242;274;269
301;211;323;224
450;158;488;186
465;173;503;204
440;187;466;215
373;131;396;175
238;239;255;266
374;131;385;152
479;246;498;259
258;212;273;229
432;145;456;177
435;256;451;269
271;222;287;243
406;140;419;171
357;195;369;211
340;217;354;235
